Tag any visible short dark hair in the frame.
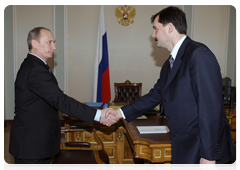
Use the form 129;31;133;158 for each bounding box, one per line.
151;6;187;34
27;27;50;51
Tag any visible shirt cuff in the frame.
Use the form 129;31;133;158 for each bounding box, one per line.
94;109;102;122
119;108;126;119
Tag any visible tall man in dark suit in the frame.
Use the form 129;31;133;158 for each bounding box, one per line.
9;27;116;164
104;6;235;164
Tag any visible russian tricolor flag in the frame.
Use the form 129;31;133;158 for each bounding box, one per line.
93;5;111;103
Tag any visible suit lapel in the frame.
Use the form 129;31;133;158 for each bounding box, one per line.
163;36;191;93
159;60;169;92
28;54;58;84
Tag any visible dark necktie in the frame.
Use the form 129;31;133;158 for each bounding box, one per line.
169;55;174;71
46;64;52;74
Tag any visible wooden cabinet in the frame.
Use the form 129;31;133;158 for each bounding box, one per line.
62;115;134;164
61;115;173;164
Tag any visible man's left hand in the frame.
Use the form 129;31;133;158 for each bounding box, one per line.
200;158;217;170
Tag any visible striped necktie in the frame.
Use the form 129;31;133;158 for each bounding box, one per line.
169;55;174;70
46;64;52;74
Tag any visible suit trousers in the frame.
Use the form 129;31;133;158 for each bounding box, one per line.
14;158;52;170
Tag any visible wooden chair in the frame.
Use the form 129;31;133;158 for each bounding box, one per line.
51;128;109;164
113;80;142;103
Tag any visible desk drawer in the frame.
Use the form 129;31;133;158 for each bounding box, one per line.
134;145;172;163
81;131;116;144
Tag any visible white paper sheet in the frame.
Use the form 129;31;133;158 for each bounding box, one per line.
137;126;170;134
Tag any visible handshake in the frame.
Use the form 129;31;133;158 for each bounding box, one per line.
99;108;123;127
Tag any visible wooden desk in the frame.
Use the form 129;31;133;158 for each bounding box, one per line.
60;104;235;164
123;117;172;163
61;114;134;164
224;107;236;143
224;106;238;125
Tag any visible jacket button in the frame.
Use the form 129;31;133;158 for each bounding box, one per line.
163;99;166;102
171;134;175;137
166;117;169;120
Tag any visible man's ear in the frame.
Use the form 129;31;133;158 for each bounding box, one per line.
31;39;38;49
168;23;175;33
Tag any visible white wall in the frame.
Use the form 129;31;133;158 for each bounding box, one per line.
13;5;54;75
192;5;229;75
4;5;235;119
65;5;174;102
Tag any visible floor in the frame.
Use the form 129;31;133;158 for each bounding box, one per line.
4;121;15;164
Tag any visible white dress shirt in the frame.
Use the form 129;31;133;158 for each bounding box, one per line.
170;35;187;60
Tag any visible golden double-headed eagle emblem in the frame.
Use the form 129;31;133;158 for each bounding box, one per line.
115;5;136;26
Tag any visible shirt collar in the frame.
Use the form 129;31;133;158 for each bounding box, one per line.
170;35;187;60
29;53;47;65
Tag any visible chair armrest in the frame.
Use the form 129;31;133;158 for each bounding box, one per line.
60;130;103;151
69;125;91;130
65;142;91;148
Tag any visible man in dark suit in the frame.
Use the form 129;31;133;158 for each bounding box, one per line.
104;6;235;164
9;27;116;164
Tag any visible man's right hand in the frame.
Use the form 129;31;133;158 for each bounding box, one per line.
100;108;122;127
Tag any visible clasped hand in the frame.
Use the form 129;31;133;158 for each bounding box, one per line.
100;108;122;127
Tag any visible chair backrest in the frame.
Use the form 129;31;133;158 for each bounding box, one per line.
113;80;142;103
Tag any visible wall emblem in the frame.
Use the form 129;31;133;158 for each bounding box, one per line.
115;5;136;26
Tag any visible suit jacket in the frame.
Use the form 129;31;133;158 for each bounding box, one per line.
9;53;97;160
121;36;234;164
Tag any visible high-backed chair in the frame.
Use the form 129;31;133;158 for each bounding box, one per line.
113;80;142;103
51;128;109;164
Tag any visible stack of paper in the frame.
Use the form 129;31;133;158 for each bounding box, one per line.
137;126;170;134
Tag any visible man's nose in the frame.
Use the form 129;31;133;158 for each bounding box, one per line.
52;44;56;50
152;32;156;38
